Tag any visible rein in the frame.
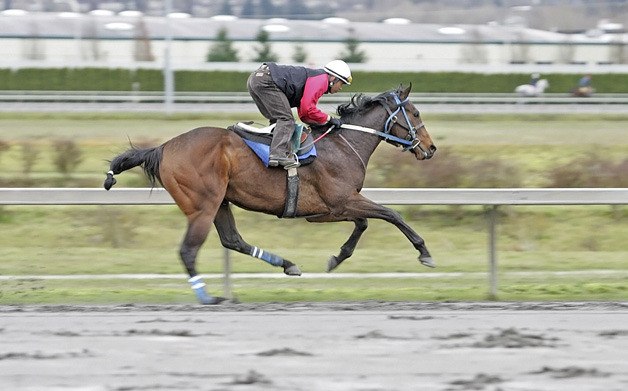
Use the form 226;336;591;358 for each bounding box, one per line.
339;91;429;158
302;91;429;160
339;123;413;147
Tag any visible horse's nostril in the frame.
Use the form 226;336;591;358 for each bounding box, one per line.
430;145;437;152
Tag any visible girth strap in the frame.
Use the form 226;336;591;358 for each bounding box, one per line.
282;167;299;218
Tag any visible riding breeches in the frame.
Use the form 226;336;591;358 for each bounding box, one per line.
247;65;295;158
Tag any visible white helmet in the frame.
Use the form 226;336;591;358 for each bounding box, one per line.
324;60;352;85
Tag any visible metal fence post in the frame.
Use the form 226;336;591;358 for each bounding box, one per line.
223;248;232;299
487;205;499;300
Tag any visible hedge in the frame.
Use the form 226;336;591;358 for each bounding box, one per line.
1;68;627;93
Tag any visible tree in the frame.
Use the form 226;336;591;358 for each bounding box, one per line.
252;29;278;63
338;30;367;63
207;28;239;62
292;43;307;63
134;18;155;62
459;27;488;64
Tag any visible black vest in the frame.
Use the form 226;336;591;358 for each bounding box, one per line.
267;63;327;108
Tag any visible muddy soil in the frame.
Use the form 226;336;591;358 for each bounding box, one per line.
1;302;626;390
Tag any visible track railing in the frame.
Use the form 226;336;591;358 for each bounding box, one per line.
1;91;627;105
1;187;627;298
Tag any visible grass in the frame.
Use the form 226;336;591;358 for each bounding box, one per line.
2;274;626;304
0;112;627;304
0;204;627;304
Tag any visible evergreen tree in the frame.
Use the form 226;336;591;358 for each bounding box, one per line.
292;43;307;63
206;28;239;62
134;18;155;62
252;29;278;62
338;30;368;63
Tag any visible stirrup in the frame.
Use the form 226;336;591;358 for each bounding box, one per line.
283;153;300;169
282;161;300;169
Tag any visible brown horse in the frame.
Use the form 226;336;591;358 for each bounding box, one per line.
104;84;437;304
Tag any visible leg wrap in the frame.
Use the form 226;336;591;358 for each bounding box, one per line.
250;247;283;267
188;276;214;304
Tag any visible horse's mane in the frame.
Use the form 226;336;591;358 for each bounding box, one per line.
336;87;401;122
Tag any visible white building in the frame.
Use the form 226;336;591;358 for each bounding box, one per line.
1;11;627;73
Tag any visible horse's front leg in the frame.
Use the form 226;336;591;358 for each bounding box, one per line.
306;216;368;272
343;195;435;268
213;201;301;276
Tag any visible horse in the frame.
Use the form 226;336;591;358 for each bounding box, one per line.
103;84;437;304
571;86;594;97
514;79;549;96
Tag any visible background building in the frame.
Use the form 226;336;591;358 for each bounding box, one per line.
1;1;626;73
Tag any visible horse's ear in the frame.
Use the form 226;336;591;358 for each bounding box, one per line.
400;83;412;99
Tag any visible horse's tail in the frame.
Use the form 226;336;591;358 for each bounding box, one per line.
103;145;163;190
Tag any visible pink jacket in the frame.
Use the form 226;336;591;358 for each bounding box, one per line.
297;73;330;125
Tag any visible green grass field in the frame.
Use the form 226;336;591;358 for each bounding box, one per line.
0;112;626;304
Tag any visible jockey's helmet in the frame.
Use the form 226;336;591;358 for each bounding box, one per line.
324;60;352;85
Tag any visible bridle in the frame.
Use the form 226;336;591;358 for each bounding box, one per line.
339;91;431;159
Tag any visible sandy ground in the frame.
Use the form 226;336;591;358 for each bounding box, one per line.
0;302;627;391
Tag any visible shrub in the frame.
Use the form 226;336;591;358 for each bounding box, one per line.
365;147;467;188
0;140;9;163
546;154;627;187
20;141;40;175
52;139;83;176
466;158;523;188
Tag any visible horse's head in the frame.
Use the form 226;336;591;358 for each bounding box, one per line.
373;84;437;160
336;84;436;160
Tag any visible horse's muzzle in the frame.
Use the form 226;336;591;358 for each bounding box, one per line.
426;144;437;159
416;144;437;160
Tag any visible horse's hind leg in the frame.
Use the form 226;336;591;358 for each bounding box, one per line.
180;212;226;304
213;201;301;276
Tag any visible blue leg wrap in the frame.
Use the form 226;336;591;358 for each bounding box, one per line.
251;247;283;267
188;276;215;304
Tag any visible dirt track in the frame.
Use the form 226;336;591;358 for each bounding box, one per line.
1;302;627;391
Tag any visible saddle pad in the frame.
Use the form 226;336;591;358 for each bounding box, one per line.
229;124;317;167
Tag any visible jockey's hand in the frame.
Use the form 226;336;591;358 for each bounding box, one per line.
327;117;343;131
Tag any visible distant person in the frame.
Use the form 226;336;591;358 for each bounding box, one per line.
529;73;541;86
574;74;593;97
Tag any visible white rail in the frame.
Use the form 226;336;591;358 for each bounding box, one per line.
1;187;627;205
1;187;627;299
0;91;627;105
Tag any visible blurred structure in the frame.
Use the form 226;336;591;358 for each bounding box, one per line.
0;1;626;73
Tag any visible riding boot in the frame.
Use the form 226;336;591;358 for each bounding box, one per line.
269;122;299;168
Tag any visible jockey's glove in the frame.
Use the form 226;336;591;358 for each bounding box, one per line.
327;117;343;131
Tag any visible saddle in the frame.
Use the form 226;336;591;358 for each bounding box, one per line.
228;121;317;218
228;122;317;167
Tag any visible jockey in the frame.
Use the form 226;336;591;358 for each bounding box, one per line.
247;60;352;168
529;73;540;86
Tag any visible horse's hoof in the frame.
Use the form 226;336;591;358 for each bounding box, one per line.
419;256;436;268
326;256;339;272
201;296;226;305
284;264;302;276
